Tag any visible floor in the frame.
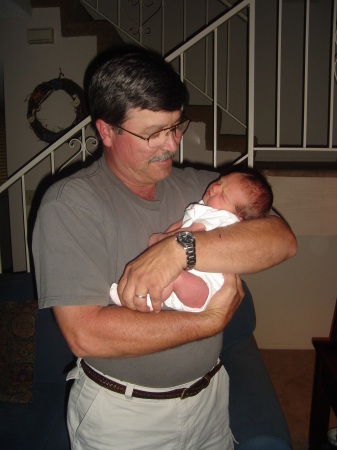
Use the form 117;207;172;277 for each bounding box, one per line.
261;349;337;450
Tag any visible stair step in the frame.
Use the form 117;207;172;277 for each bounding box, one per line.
185;105;257;153
31;0;123;52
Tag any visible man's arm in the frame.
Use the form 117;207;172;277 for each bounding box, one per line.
118;215;297;311
195;215;297;274
53;273;243;358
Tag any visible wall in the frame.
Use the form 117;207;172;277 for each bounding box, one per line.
180;0;337;349
244;175;337;349
183;121;337;349
0;6;97;271
183;123;337;350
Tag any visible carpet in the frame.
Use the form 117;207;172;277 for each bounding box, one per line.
261;349;337;450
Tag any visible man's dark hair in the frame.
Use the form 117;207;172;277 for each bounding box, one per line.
88;47;188;126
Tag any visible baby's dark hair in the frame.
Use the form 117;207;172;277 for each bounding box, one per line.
223;167;273;220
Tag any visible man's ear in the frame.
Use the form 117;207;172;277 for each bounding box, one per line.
95;119;114;146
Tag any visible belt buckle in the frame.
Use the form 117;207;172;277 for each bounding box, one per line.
180;388;189;400
180;373;211;400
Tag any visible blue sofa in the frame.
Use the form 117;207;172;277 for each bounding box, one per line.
0;273;292;449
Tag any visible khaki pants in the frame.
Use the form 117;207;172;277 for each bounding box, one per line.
67;359;233;450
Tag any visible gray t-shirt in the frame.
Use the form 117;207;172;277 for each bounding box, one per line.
33;156;222;387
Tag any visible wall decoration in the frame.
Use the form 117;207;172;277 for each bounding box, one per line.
26;71;88;143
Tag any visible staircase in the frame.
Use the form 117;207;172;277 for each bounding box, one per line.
0;0;336;275
31;0;124;53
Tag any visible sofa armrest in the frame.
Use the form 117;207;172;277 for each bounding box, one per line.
220;335;292;449
34;308;75;383
222;281;256;351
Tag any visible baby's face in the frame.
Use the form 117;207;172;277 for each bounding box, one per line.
203;173;248;214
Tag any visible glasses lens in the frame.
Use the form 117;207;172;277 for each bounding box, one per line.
148;119;190;148
175;119;190;137
148;131;165;148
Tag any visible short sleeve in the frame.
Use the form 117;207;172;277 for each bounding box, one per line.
33;199;112;308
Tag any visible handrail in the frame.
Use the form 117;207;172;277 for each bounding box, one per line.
165;0;251;62
0;117;97;273
1;0;254;198
165;0;253;166
82;0;251;148
1;1;254;273
1;0;336;275
0;115;92;194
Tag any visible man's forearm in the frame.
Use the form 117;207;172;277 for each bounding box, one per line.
53;274;243;358
117;215;296;310
194;215;297;275
54;305;213;358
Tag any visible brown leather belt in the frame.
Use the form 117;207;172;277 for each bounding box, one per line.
81;359;222;400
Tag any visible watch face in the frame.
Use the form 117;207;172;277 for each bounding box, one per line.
178;231;195;244
176;231;196;270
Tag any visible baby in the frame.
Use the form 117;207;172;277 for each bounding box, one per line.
110;168;273;312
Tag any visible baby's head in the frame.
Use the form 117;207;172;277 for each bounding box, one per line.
203;168;273;220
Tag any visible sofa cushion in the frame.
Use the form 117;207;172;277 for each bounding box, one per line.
34;308;75;383
221;335;292;449
0;299;38;403
0;382;70;449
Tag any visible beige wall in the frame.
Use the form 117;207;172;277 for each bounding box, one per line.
244;176;337;349
183;126;337;350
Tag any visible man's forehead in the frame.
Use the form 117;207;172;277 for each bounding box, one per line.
125;108;183;130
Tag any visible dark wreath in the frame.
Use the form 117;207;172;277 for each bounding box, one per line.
27;77;88;143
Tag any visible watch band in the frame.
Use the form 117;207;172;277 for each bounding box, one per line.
176;231;196;271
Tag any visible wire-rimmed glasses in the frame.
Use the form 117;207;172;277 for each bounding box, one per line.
114;117;190;148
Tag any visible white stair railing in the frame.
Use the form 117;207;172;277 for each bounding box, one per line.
266;0;337;156
164;0;254;167
0;0;255;274
82;0;252;164
83;0;337;161
0;117;97;273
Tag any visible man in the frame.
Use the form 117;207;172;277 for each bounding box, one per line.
32;48;297;449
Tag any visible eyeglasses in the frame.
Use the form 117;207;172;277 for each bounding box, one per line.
113;117;190;148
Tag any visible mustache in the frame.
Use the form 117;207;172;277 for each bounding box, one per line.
149;151;176;163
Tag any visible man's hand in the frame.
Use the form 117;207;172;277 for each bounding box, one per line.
205;274;244;329
117;236;186;312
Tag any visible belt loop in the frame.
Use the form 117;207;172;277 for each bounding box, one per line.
66;358;81;382
203;374;211;386
125;383;134;399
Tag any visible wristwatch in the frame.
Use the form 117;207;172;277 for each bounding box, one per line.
176;231;196;271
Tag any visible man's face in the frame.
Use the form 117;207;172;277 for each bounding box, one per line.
106;108;183;187
203;173;249;215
